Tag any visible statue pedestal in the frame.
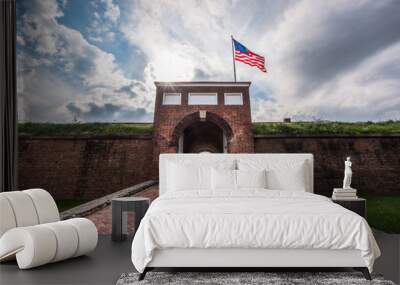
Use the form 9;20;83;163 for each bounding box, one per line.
333;188;357;192
332;188;357;200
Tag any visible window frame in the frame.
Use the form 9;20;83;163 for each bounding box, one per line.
224;92;243;105
188;92;218;105
162;92;182;105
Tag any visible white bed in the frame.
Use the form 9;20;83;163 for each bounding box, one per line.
131;154;380;280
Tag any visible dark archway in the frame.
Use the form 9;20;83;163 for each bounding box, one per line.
183;121;223;153
170;112;233;153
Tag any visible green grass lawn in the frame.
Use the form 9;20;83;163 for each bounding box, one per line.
19;121;400;137
364;193;400;234
253;121;400;135
19;122;153;137
56;199;90;212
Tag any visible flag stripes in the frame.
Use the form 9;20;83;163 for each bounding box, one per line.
235;57;266;71
232;38;267;73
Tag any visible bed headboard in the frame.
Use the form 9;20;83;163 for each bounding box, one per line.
159;153;314;195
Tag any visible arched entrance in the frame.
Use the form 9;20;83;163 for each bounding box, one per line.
183;121;223;153
170;112;233;153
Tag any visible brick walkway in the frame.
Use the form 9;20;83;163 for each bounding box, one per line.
85;185;159;234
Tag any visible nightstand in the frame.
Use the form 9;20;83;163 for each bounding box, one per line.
111;197;150;242
331;198;366;218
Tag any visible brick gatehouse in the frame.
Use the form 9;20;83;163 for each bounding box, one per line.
152;81;254;164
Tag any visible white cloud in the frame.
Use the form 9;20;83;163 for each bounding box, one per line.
86;0;119;43
302;42;400;121
121;0;400;122
16;34;25;46
18;0;154;122
120;0;235;81
17;69;79;122
102;0;120;23
252;0;400;121
21;0;63;54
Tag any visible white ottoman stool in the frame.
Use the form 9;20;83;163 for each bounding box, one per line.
0;189;98;269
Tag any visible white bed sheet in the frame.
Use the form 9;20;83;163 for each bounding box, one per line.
131;190;380;273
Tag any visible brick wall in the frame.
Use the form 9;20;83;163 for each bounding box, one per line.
18;136;156;199
18;135;399;199
254;135;400;196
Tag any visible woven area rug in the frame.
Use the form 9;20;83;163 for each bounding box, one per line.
116;272;395;285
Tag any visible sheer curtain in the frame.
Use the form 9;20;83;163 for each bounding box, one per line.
0;0;17;192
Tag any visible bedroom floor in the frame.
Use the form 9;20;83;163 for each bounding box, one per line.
0;235;133;285
0;232;399;285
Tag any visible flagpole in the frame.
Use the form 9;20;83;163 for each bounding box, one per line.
231;35;237;82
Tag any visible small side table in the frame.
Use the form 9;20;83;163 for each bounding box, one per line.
331;197;366;218
112;197;150;242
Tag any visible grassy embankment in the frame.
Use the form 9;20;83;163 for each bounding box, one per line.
19;121;400;136
19;122;153;136
252;120;400;135
56;199;90;212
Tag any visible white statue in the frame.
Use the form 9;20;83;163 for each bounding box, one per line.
342;157;353;189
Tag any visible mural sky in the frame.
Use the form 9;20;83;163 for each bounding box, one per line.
17;0;400;122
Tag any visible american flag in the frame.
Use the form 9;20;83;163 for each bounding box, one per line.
233;38;266;73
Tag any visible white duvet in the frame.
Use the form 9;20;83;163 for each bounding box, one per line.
131;190;380;273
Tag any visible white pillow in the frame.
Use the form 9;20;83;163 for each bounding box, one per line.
236;169;267;189
238;159;307;191
267;161;306;191
167;162;211;191
211;168;236;190
165;158;236;193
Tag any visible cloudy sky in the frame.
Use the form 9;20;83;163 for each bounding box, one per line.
17;0;400;122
